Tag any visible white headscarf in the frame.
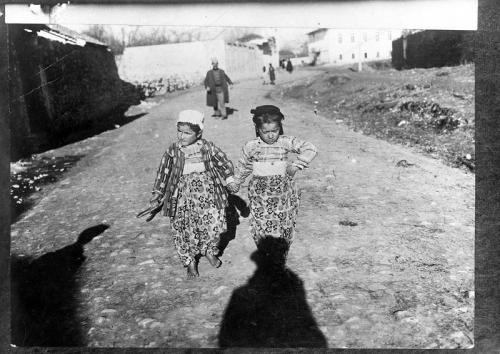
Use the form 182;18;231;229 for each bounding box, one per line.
177;109;204;130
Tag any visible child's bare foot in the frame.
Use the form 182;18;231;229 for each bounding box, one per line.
187;261;199;277
205;253;222;268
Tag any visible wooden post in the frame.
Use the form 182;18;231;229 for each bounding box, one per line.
358;40;362;72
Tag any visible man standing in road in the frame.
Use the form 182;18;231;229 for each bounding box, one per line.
268;63;276;85
204;58;233;120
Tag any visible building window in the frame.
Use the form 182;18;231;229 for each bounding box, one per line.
339;54;343;60
338;34;343;44
364;52;368;59
363;32;367;42
350;33;355;42
375;32;380;41
376;51;380;58
352;53;355;59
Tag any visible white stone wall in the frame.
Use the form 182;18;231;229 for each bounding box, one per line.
224;43;262;82
118;39;263;84
289;56;310;66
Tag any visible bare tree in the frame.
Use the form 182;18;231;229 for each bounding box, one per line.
82;25;125;55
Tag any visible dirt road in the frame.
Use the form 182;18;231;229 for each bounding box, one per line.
10;69;474;348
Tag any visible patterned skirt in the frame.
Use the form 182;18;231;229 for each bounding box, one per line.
247;174;300;246
170;172;226;266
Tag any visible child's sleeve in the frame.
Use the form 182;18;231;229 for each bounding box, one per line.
151;149;173;201
286;136;318;170
234;142;254;185
210;143;235;184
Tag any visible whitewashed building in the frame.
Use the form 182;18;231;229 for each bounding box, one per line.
307;28;401;65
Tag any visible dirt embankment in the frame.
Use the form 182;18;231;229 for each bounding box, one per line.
278;63;475;172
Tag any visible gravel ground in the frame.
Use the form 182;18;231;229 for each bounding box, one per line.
10;67;474;348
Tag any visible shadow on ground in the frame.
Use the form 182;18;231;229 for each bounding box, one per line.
10;154;84;223
11;111;147;223
218;194;250;256
226;107;238;117
52;112;147;151
11;224;109;346
218;237;327;348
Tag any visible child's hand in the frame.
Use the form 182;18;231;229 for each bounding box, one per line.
149;195;162;206
286;164;300;178
226;182;239;194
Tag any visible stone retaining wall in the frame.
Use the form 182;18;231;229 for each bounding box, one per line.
9;24;141;160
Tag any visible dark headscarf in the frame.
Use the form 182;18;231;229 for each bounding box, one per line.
251;105;285;136
251;105;284;120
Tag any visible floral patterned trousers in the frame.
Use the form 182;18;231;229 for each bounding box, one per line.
170;172;226;266
247;175;300;255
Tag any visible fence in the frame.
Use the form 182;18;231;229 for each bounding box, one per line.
392;30;475;70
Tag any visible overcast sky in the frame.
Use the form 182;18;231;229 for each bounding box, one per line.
6;0;477;30
66;25;315;47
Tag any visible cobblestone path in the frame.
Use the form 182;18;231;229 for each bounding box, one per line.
11;71;474;348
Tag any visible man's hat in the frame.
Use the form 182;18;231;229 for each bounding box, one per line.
177;109;204;130
250;105;284;119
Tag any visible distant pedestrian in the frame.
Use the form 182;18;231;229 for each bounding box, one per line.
261;65;267;85
143;110;239;277
231;105;317;266
204;58;233;120
286;59;293;73
268;63;276;85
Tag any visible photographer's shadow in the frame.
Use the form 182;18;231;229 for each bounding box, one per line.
11;224;109;346
218;194;249;256
218;237;328;348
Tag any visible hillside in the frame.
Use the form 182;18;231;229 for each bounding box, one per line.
277;63;475;172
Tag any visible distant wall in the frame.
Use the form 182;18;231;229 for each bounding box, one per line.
118;39;263;83
225;43;262;81
289;57;310;66
9;24;141;160
392;30;475;70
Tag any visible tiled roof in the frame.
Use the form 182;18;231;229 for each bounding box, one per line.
307;28;328;36
44;24;107;47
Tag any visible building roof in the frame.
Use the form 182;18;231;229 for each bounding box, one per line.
237;33;264;43
307;28;328;36
26;24;108;47
47;24;107;47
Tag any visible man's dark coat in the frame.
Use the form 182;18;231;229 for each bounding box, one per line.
204;69;233;107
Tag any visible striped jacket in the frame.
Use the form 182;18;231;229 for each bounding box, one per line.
234;135;318;185
152;139;234;217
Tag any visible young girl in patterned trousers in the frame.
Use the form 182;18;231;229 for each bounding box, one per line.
232;105;317;265
147;110;238;277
